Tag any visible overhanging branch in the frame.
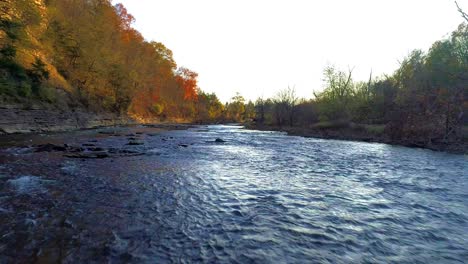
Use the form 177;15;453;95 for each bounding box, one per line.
455;1;468;22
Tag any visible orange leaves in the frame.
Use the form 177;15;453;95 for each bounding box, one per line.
39;0;206;119
176;67;198;101
114;3;139;44
114;3;135;31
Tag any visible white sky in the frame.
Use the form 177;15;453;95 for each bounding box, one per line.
117;0;466;102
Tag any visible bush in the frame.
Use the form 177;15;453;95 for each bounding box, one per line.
152;103;164;115
363;124;385;135
38;85;57;103
312;120;350;130
17;81;32;97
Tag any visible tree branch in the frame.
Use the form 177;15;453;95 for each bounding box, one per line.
455;1;468;22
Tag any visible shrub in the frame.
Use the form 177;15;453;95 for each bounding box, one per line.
152;103;164;115
312;120;350;130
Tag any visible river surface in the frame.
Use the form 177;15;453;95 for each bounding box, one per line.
0;125;467;263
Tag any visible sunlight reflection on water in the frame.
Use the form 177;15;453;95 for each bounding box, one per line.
0;125;467;263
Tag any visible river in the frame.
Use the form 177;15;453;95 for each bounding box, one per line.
0;125;467;263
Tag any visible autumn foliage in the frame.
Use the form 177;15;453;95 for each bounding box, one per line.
176;67;198;102
0;0;216;122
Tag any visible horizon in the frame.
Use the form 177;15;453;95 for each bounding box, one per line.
117;0;465;102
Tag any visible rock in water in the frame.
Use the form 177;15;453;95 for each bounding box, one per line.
34;143;66;152
86;147;105;152
64;151;109;159
126;140;144;145
215;138;226;143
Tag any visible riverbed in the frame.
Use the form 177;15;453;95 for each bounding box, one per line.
0;125;467;263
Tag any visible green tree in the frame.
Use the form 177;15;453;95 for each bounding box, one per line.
226;92;245;122
314;66;354;121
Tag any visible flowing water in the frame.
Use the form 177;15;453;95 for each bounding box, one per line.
0;125;467;263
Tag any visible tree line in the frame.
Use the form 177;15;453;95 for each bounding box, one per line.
226;2;468;147
250;23;467;144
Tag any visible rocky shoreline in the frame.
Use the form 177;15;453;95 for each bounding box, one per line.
246;124;467;155
2;125;191;158
0;104;138;134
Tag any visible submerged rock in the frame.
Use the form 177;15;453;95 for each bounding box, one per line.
98;131;118;135
126;140;144;146
6;176;52;194
64;151;110;159
86;147;105;152
66;146;85;153
34;143;66;152
95;148;147;157
116;149;145;156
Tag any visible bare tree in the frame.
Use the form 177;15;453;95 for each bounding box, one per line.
455;1;468;22
255;96;266;124
274;86;298;127
315;66;354;103
313;66;354;120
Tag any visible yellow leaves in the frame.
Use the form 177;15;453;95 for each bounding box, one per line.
2;0;226;123
46;68;72;91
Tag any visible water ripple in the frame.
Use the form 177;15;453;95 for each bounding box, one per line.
0;125;467;263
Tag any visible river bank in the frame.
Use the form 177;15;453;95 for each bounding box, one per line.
246;123;468;155
0;103;137;134
0;100;194;135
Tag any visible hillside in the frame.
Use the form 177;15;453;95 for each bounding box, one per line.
0;0;224;133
